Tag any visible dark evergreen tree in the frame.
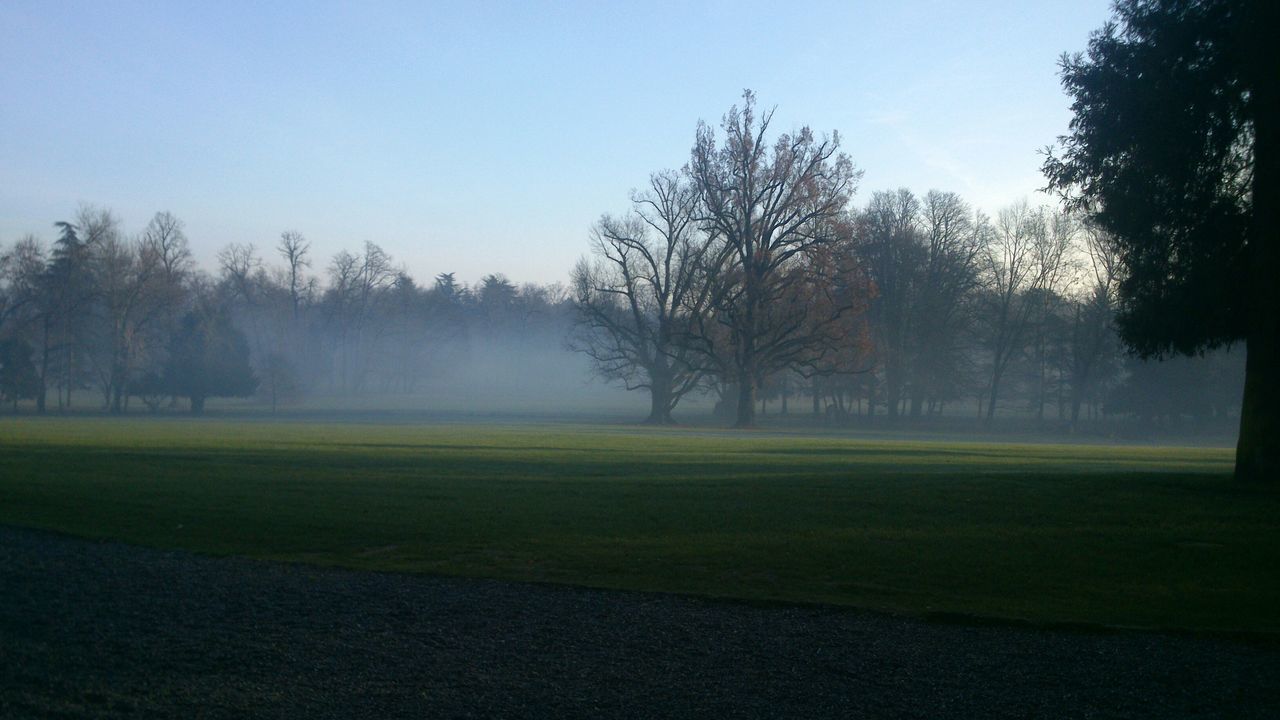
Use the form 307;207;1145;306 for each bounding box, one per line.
1043;0;1278;480
165;304;257;414
0;338;40;409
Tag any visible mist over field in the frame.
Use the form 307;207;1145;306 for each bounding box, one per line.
0;204;1247;444
360;333;644;418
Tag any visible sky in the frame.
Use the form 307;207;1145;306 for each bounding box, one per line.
1;0;1115;286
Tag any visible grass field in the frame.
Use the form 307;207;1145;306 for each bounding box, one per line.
1;416;1275;635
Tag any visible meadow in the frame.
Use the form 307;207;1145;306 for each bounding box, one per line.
1;416;1274;635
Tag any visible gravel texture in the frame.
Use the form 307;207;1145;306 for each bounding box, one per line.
1;525;1276;719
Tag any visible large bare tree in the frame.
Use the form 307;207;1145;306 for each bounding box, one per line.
571;171;710;423
689;91;862;427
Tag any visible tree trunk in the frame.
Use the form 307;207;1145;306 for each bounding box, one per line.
985;371;1002;424
111;378;125;414
1237;13;1279;483
64;346;74;410
909;389;924;418
734;380;756;428
36;325;49;414
1033;333;1047;423
885;366;901;418
1236;329;1278;481
643;372;675;425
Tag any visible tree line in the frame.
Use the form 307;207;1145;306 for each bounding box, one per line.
0;94;1239;429
0;205;574;415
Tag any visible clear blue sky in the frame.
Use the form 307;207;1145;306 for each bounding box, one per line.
1;0;1113;285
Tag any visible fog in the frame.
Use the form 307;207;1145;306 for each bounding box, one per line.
255;312;1243;447
0;204;1245;446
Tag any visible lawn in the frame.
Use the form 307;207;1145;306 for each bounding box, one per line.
1;416;1274;634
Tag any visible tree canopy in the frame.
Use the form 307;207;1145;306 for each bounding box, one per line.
165;304;257;415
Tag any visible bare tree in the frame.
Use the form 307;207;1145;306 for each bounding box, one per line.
571;171;710;424
907;191;983;416
980;202;1074;423
85;212;191;413
142;211;192;280
218;243;262;305
786;234;876;418
1068;221;1122;429
857;188;923;418
0;235;45;337
277;230;311;322
689;91;863;427
1;236;52;411
324;241;397;391
87;231;140;410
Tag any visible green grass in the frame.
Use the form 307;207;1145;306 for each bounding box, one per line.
1;416;1274;634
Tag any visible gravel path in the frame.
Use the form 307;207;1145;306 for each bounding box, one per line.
2;525;1276;719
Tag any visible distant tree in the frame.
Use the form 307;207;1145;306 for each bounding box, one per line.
856;188;923;418
257;351;300;413
130;370;169;414
787;236;876;409
1;237;50;411
217;242;262;306
433;272;460;300
270;230;314;388
323;242;397;392
88;215;187;413
689;91;863;427
0;234;46;343
45;206;118;410
86;229;140;411
426;272;468;362
571;171;712;424
165;303;257;414
909;191;984;416
0;338;40;409
478;273;518;327
1067;224;1123;429
1107;350;1244;425
978;202;1071;423
1025;212;1077;423
277;230;311;323
1043;0;1278;480
143;211;192;279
